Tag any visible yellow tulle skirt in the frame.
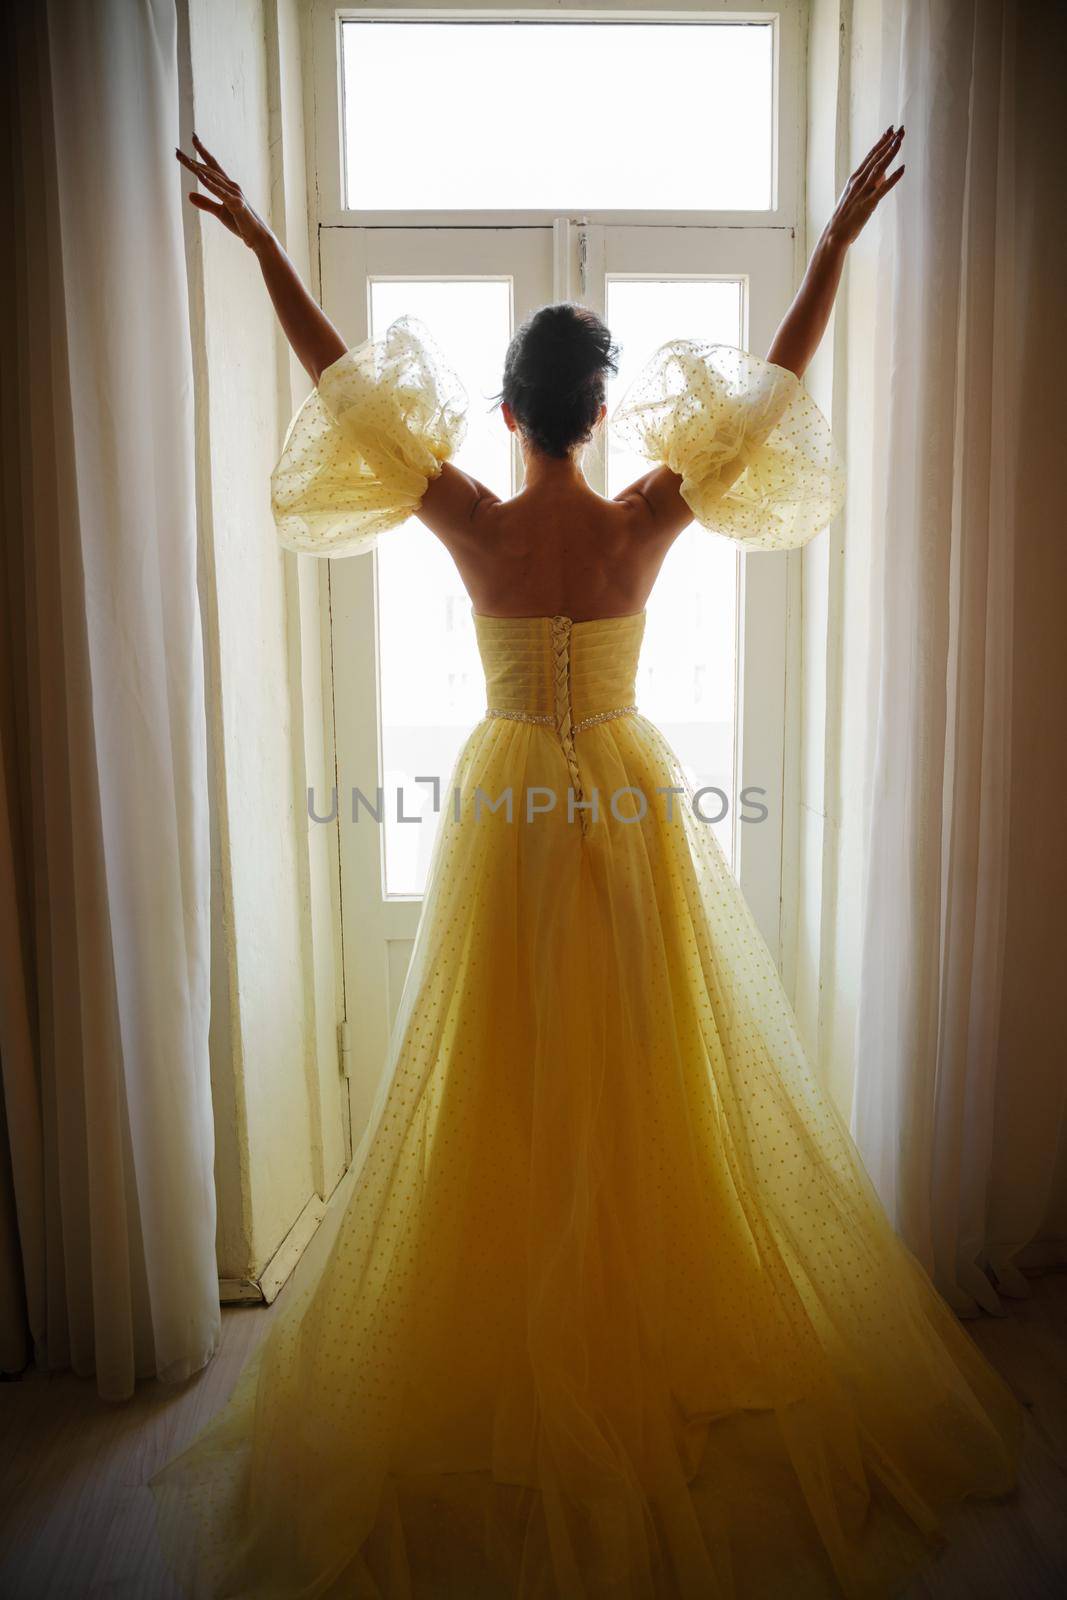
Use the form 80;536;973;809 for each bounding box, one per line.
150;621;1022;1598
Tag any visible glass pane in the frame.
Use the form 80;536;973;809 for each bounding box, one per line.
343;22;773;211
371;280;512;897
606;279;742;864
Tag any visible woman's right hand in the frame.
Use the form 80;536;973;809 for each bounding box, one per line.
175;134;273;254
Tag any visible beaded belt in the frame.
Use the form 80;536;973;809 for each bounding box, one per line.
485;703;637;735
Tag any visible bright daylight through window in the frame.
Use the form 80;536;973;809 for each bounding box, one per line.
340;18;776;897
342;20;773;210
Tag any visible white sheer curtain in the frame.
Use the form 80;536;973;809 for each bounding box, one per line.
0;0;219;1398
852;0;1067;1315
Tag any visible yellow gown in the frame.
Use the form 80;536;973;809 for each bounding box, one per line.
150;317;1022;1598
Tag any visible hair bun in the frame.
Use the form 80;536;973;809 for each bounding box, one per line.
494;303;620;458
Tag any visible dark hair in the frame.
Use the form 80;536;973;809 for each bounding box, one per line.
491;302;620;460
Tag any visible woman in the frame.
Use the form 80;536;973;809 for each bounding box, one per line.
152;128;1021;1598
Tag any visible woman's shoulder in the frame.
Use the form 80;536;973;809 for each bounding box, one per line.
473;485;644;544
443;485;657;597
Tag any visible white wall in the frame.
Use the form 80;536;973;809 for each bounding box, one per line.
792;0;884;1119
825;0;887;1120
179;0;345;1285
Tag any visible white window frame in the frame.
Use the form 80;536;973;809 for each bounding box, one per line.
302;0;811;1125
308;2;805;232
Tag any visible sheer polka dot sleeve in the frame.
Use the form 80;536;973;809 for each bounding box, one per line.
270;315;468;557
609;341;845;550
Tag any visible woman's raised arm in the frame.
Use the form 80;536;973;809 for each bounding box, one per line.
176;134;346;384
766;125;905;379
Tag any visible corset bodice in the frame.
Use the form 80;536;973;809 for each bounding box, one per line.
473;611;646;835
473;609;645;730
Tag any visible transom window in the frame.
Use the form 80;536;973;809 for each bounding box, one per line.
340;19;774;211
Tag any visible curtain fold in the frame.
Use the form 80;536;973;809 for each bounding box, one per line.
852;0;1067;1314
0;0;219;1399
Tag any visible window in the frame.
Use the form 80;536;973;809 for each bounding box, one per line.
370;278;511;895
312;1;806;1111
341;20;774;211
606;276;743;861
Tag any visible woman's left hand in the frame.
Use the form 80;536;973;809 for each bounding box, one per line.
825;125;906;249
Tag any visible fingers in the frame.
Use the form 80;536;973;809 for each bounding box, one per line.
197;166;239;201
176;148;227;184
188;194;226;219
868;125;898;162
190;131;228;176
853;125;904;188
176;149;241;201
866;127;905;187
176;144;245;236
874;127;905;176
188;192;241;236
851;127;895;185
863;140;905;207
854;161;906;230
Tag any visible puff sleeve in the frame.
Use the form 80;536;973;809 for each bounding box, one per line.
609;341;845;550
270;315;468;557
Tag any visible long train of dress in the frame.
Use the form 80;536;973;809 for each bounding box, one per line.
149;607;1022;1599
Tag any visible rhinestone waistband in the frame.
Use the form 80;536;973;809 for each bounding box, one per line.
573;703;638;735
485;704;637;735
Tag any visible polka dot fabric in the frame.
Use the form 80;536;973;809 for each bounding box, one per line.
149;603;1022;1599
270;314;468;557
609;339;847;549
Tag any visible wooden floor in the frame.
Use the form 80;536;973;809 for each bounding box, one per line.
1;1269;1065;1598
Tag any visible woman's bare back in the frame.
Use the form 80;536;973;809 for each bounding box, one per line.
417;460;693;623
